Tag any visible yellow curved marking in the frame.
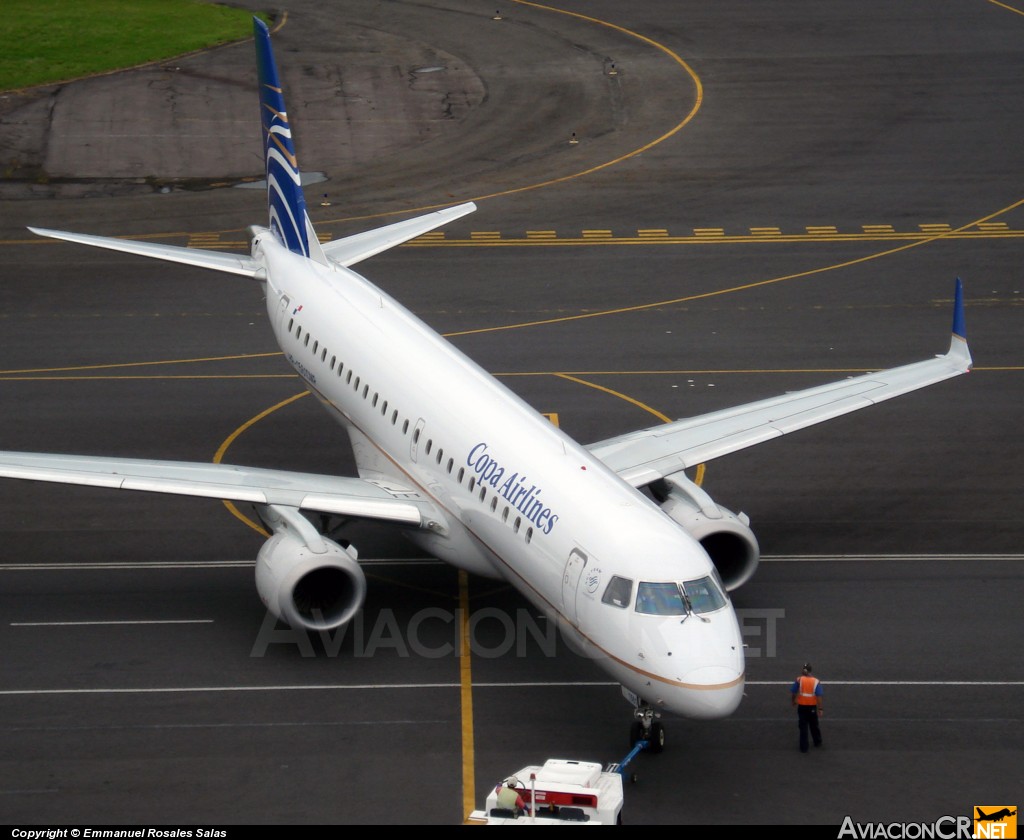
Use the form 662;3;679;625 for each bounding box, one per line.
555;373;707;486
0;374;297;382
213;390;311;535
447;196;1024;337
694;462;706;486
269;11;288;35
0;351;283;377
555;373;671;424
987;0;1024;15
12;0;701;242
318;0;705;225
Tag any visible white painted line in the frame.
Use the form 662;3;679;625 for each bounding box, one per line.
0;683;466;696
0;558;443;571
744;680;1024;686
2;555;1018;572
761;554;1024;562
0;679;1021;697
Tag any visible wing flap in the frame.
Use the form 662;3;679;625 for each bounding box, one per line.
0;452;422;525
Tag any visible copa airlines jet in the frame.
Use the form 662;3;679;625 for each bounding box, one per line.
2;19;971;747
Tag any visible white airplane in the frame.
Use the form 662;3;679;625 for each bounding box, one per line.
3;18;972;749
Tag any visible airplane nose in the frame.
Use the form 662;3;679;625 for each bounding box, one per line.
679;666;745;719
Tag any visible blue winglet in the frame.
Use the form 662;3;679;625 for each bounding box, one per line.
952;277;966;340
254;18;321;262
944;277;972;370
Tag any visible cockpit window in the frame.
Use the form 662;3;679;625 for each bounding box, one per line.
601;576;633;609
635;581;686;616
711;567;729;601
682;576;727;614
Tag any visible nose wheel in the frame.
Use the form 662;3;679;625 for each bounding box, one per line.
629;702;664;754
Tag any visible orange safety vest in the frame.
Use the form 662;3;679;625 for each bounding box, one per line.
796;674;820;706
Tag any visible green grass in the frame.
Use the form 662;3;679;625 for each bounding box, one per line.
1;0;269;91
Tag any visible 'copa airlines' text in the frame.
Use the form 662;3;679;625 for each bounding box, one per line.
467;442;559;534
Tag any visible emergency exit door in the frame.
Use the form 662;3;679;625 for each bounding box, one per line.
561;549;587;626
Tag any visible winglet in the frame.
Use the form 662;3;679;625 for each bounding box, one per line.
946;277;972;369
253;17;328;267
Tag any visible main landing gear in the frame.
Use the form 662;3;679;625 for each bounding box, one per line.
629;701;665;754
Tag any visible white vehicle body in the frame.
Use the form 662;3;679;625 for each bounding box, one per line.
468;760;624;825
1;19;972;724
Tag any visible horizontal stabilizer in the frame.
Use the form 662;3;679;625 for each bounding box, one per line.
29;227;262;278
321;202;477;267
0;451;423;525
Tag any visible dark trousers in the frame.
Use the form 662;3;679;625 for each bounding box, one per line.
797;705;822;752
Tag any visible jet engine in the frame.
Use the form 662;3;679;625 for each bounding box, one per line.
254;505;366;631
651;473;760;591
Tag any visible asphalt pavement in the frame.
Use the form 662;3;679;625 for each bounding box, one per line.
0;0;1021;827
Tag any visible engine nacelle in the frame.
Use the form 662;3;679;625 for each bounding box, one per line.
255;512;366;632
653;473;760;591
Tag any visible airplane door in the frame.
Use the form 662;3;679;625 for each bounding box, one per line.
275;294;290;333
410;418;425;462
562;549;587;626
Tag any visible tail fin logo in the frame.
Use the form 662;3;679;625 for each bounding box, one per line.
253;18;314;259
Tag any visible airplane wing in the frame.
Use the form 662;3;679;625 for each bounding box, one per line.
588;281;972;488
0;452;424;524
28;227;262;278
320;202;477;266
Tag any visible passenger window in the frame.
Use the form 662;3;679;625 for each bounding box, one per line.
601;576;634;609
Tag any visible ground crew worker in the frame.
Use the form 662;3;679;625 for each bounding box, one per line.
790;662;823;752
495;776;530;816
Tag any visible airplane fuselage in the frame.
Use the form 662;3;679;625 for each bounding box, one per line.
254;229;746;720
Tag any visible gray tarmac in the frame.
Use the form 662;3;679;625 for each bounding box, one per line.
0;0;1021;827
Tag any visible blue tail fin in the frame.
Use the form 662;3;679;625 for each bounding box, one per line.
253;18;327;265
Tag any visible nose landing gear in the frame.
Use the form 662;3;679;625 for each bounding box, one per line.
629;701;665;754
